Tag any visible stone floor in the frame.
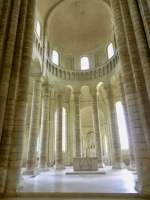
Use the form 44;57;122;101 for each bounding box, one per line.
18;166;137;194
1;166;149;199
3;166;146;199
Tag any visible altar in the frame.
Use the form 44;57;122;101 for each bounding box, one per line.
73;157;98;171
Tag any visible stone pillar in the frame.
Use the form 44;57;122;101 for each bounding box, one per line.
118;78;136;171
66;107;69;155
106;86;126;169
128;0;150;101
74;92;82;157
37;84;52;172
53;90;65;169
110;0;150;196
23;76;43;175
90;91;105;168
120;0;150;155
48;99;55;167
2;0;35;195
105;100;114;165
70;102;74;163
0;0;21;142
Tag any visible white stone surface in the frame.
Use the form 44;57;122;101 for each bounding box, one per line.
73;157;98;171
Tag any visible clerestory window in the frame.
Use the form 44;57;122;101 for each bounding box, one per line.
107;43;114;59
81;57;89;70
52;50;59;65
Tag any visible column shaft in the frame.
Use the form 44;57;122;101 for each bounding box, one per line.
48;99;55;167
38;85;51;171
69;102;74;163
0;0;21;141
107;86;125;169
91;92;104;168
110;0;150;195
119;78;136;171
120;0;150;154
3;0;35;195
54;91;65;169
128;0;150;101
23;78;42;175
74;93;81;157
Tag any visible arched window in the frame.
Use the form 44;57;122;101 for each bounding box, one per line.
107;43;114;59
36;20;41;38
116;101;128;149
52;50;59;65
81;57;89;70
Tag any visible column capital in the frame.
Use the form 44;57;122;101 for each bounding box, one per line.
90;90;99;97
32;75;44;82
42;84;53;91
73;92;81;98
55;89;64;97
105;85;116;91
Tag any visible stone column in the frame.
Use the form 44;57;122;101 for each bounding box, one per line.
37;84;52;172
120;0;150;155
23;76;43;175
0;0;21;142
110;0;150;196
48;99;55;167
2;0;35;195
106;86;126;169
66;107;69;155
128;0;150;101
74;92;82;157
90;91;105;168
53;90;65;169
118;78;136;171
70;102;74;163
105;100;114;165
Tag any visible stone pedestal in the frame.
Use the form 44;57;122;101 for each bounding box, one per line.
73;157;98;171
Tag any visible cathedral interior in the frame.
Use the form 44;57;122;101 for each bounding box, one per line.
0;0;150;199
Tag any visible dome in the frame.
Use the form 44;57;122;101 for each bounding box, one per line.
48;0;113;52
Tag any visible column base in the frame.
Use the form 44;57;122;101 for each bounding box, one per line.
36;167;50;172
98;163;105;168
127;164;136;171
135;182;150;197
22;168;39;176
113;163;126;169
2;189;17;197
53;164;65;170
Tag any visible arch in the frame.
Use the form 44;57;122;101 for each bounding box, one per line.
110;75;117;86
97;82;107;100
107;43;114;59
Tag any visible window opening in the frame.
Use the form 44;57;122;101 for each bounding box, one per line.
107;43;114;59
37;20;41;38
52;50;59;65
116;101;128;149
81;57;89;70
